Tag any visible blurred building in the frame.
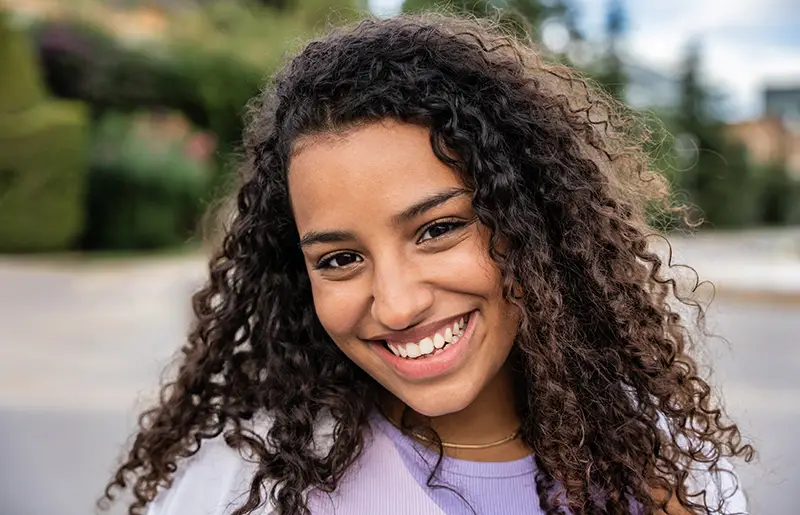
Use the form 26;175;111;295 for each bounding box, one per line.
765;86;800;125
728;86;800;179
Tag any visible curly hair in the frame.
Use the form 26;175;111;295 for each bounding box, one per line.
101;12;754;515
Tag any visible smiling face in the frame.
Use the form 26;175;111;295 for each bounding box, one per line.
288;121;520;417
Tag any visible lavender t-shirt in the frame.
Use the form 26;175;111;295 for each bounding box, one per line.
308;412;543;514
147;411;747;515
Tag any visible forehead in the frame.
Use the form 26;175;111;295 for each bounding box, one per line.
287;121;464;231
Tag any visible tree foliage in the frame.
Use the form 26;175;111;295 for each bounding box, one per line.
402;0;570;41
593;0;626;100
672;41;758;228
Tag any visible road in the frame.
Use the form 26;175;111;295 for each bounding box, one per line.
0;255;797;514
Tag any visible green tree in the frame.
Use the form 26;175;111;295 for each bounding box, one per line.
755;159;800;226
562;1;584;44
673;41;757;228
224;0;368;22
252;0;292;8
402;0;571;42
251;0;366;9
403;0;494;18
593;0;626;100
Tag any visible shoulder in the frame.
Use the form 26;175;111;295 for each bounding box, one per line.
146;429;268;515
146;413;337;515
655;412;749;514
683;454;749;514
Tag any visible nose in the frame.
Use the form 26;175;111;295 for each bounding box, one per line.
370;260;434;331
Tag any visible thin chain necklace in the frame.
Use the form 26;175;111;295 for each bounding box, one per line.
383;413;522;450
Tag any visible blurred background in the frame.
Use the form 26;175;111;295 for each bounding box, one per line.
0;0;797;513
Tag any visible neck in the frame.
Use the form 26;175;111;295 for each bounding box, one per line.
380;362;529;461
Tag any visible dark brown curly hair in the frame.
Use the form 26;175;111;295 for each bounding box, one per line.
101;12;754;515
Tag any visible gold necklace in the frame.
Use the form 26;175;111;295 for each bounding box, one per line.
384;414;522;450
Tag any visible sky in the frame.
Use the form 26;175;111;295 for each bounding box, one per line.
368;0;800;121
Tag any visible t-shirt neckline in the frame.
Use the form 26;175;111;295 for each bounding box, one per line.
370;411;536;479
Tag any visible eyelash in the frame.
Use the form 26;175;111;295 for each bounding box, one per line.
417;219;467;244
313;252;361;271
313;219;467;270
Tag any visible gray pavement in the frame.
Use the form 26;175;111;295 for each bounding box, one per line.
0;249;797;515
701;300;800;513
0;257;204;515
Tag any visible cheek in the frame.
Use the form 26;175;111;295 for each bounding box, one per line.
453;229;519;329
310;279;367;344
440;230;503;297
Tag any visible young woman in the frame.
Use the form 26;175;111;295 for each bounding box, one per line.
102;12;753;515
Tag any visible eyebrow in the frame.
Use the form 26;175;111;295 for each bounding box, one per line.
392;187;470;226
298;229;356;250
298;187;470;250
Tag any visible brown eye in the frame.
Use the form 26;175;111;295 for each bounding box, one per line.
315;252;362;270
418;221;466;243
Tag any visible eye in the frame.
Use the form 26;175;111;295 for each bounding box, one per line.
418;221;466;243
314;252;363;270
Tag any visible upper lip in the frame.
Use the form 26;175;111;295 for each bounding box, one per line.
365;311;472;343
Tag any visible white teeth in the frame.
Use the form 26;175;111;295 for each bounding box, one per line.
388;314;471;359
419;337;434;355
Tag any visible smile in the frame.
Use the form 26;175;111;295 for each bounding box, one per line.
384;313;469;359
374;310;478;381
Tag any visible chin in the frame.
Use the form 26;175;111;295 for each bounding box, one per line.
398;382;479;418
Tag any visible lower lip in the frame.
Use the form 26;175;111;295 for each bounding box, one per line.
374;311;478;381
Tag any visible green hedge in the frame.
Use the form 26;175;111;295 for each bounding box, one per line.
0;101;89;253
0;12;45;112
0;12;89;253
79;112;212;250
33;19;264;174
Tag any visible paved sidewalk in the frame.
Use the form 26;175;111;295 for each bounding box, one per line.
668;229;800;301
0;253;207;409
